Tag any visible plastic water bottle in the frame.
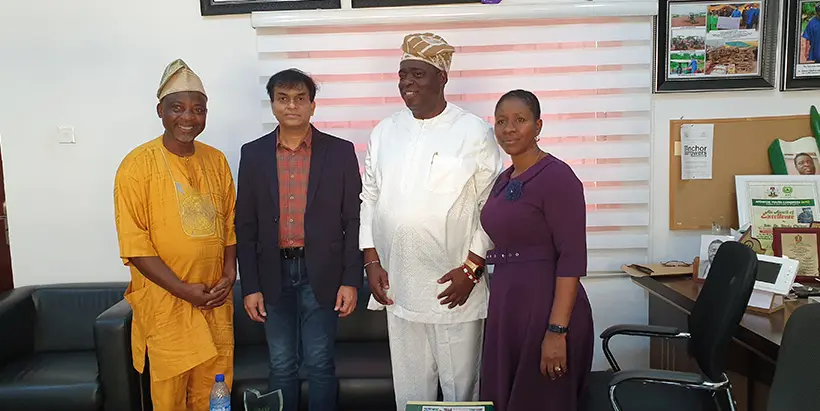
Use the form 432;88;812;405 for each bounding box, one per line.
209;374;231;411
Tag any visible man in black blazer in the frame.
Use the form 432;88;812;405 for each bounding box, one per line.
235;69;363;411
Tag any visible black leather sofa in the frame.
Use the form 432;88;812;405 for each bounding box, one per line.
0;282;128;411
101;280;396;411
231;280;395;411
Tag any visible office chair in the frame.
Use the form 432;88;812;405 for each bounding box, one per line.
766;303;820;411
592;241;758;411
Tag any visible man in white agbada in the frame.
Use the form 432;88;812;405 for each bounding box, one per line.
359;32;504;408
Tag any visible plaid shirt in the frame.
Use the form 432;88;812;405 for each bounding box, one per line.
276;129;312;248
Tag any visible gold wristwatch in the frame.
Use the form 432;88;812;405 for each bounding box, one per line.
464;259;485;280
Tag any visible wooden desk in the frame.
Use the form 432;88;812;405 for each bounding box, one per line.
632;275;805;411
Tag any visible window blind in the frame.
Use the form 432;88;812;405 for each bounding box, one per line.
255;16;653;274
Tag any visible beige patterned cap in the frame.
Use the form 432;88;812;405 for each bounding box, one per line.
400;32;456;73
157;59;207;100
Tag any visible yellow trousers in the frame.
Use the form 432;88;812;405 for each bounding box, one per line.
148;301;235;411
149;352;234;411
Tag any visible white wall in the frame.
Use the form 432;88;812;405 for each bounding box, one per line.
0;0;647;370
0;0;259;284
583;276;647;369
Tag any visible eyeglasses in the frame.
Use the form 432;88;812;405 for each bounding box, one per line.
661;260;691;267
273;95;310;106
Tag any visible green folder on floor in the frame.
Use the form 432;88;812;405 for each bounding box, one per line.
405;401;494;411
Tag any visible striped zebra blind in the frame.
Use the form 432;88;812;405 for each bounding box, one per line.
255;16;653;274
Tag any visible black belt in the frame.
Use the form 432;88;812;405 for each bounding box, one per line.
280;247;305;259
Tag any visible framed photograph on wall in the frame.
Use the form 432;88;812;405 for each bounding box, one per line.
655;0;779;92
352;0;479;7
781;0;820;89
772;227;820;280
200;0;341;16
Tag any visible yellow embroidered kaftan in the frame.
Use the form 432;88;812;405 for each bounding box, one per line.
114;136;236;382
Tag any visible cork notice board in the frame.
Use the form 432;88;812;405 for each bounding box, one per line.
670;115;812;230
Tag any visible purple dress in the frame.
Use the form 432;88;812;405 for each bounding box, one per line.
479;155;594;411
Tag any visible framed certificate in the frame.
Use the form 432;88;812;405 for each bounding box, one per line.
773;227;820;280
735;175;820;254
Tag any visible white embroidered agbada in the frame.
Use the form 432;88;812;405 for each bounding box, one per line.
360;31;504;408
360;101;503;407
360;102;502;323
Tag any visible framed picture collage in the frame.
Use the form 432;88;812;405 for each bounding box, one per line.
657;0;820;92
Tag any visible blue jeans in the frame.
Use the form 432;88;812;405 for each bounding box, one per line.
264;257;339;411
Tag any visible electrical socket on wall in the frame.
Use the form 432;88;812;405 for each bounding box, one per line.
57;126;75;144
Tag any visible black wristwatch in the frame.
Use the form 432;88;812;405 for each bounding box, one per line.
548;324;569;334
473;265;485;279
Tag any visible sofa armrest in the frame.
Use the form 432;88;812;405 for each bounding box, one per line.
0;287;36;366
95;298;142;411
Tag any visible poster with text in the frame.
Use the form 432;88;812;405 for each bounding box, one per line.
668;1;762;79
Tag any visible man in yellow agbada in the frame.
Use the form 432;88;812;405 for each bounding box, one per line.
113;59;237;410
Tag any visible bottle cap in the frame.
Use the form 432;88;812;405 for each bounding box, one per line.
215;373;225;382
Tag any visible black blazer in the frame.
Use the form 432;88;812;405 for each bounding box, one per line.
235;126;363;307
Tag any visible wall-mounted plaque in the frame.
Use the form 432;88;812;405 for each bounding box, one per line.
773;227;820;280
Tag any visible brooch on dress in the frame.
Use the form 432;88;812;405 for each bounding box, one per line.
505;179;523;201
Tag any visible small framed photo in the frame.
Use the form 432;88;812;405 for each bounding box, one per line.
696;235;736;281
781;0;820;89
656;0;779;92
773;227;820;280
200;0;340;16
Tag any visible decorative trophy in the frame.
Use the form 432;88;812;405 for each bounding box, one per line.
243;389;283;411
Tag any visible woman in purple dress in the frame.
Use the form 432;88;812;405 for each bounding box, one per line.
479;90;594;411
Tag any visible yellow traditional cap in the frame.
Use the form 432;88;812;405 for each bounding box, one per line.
156;59;207;100
400;32;456;73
